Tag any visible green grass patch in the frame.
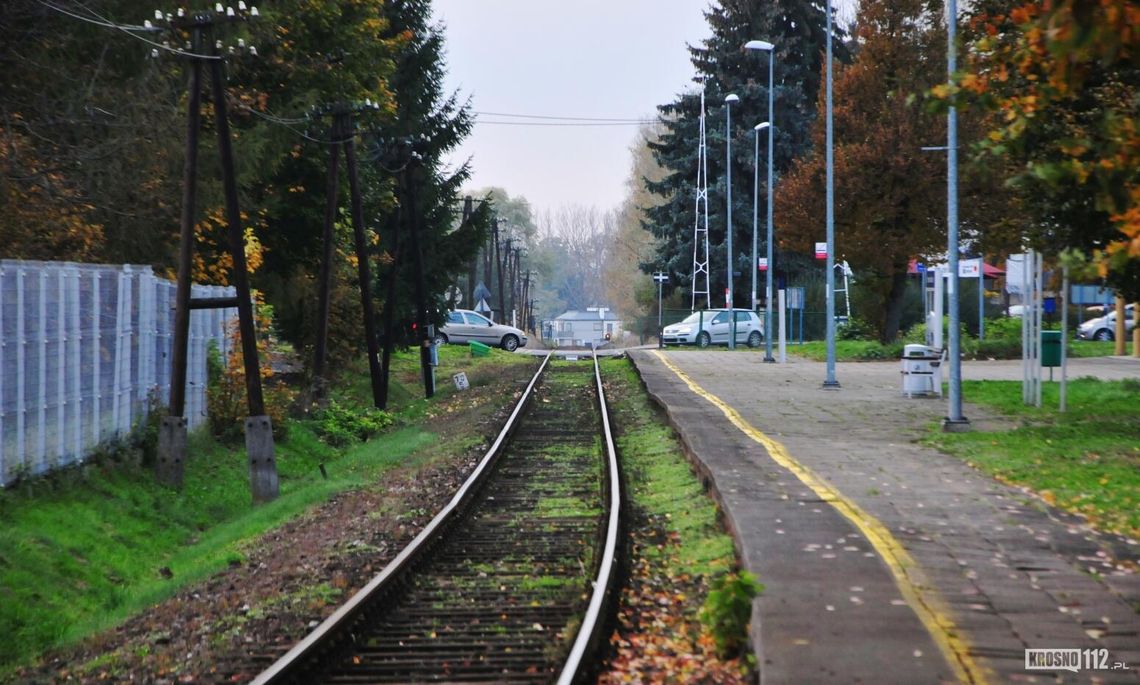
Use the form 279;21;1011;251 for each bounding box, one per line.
0;345;538;675
793;340;903;361
601;358;736;577
925;378;1140;537
792;336;1132;362
534;496;599;519
1068;340;1134;358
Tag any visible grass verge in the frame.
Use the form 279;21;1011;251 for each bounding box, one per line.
924;378;1140;538
0;344;536;674
792;338;1133;362
598;357;752;682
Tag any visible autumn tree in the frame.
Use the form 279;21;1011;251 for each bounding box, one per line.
0;0;187;264
603;123;667;333
777;0;949;342
954;0;1140;299
643;0;847;307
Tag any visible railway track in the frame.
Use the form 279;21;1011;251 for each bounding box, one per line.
252;352;622;684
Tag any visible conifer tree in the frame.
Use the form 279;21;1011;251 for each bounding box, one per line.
369;0;489;403
642;0;847;306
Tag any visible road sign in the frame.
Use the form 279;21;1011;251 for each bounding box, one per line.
788;286;805;310
653;272;669;283
758;257;768;271
958;258;981;278
814;242;827;260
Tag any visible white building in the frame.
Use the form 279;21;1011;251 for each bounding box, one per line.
552;308;622;347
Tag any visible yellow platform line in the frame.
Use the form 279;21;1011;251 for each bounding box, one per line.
651;351;990;685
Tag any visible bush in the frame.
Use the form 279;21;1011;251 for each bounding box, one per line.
838;316;876;341
313;401;393;447
206;334;296;444
983;316;1023;341
699;570;763;658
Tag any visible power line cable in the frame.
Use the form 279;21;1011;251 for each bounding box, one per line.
37;0;222;60
473;110;654;123
475;120;653;127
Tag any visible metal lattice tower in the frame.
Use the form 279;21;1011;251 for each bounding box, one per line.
691;90;712;311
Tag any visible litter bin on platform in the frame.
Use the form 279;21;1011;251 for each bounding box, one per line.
1041;330;1062;368
469;340;491;357
901;343;942;397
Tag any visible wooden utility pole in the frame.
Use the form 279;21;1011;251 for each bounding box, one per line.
157;33;203;491
493;222;504;321
402;155;435;398
344;129;386;408
310;103;384;408
156;5;277;502
378;180;403;411
463;196;476;306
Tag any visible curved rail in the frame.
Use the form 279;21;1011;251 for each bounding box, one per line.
252;350;625;683
556;353;623;684
252;351;554;685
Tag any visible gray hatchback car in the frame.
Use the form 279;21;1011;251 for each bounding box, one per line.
437;309;528;351
661;308;765;348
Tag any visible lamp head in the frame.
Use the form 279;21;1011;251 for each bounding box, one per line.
725;94;740;104
754;122;770;131
744;40;775;52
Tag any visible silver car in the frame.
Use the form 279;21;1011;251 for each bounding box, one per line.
437;309;528;351
1077;304;1135;341
661;308;765;348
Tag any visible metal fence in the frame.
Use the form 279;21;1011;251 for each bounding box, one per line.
0;260;236;485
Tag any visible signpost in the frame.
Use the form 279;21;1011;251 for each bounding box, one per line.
654;272;669;349
958;257;983;341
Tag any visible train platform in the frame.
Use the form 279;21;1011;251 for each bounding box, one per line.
629;350;1140;684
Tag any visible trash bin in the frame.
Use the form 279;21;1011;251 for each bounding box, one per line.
1041;330;1062;368
469;340;492;357
901;343;941;397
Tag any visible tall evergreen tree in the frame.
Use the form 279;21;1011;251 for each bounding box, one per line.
642;0;848;307
369;0;489;371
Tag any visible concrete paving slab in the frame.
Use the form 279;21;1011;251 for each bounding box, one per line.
630;350;1140;684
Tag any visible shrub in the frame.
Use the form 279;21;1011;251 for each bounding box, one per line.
983;316;1023;341
838;316;876;341
313;401;393;447
699;570;764;658
205;311;297;445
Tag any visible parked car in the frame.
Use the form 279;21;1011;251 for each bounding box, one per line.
661;308;764;348
436;309;528;351
1077;304;1136;341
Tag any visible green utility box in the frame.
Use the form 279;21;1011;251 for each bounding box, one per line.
469;340;492;357
1041;330;1062;367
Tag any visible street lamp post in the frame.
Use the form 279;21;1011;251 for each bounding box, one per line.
751;122;768;314
823;0;839;388
725;93;740;349
752;122;770;332
745;40;776;363
944;0;968;430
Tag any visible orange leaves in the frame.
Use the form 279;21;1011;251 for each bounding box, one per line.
192;207;269;285
1010;5;1038;25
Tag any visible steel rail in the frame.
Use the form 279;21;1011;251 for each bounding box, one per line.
251;351;554;685
555;352;624;684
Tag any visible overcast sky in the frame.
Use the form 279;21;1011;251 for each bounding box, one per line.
430;1;710;216
430;1;858;218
